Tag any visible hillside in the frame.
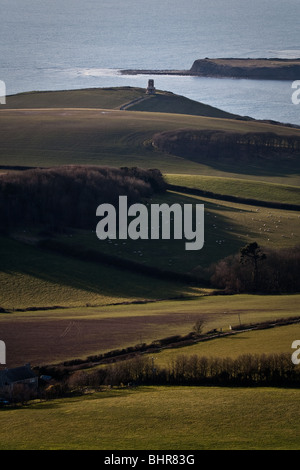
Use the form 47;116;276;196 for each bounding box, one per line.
0;235;200;312
1;94;300;184
152;128;300;173
3;87;144;110
165;174;300;206
0;86;299;372
124;90;241;119
3;86;239;119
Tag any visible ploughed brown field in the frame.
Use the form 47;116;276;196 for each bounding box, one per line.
1;294;299;368
0;309;206;367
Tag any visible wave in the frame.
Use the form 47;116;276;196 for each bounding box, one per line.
268;49;300;59
68;68;121;77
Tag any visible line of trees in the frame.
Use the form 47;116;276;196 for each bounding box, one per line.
0;165;166;232
209;242;300;293
153;129;300;162
63;352;300;392
11;350;298;404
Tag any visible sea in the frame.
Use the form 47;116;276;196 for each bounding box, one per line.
1;0;300;125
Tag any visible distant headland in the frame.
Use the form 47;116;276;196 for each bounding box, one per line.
121;58;300;80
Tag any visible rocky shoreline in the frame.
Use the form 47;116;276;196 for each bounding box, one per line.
121;58;300;80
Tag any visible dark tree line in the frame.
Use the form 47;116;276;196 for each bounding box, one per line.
153;129;300;162
62;352;300;392
210;242;300;293
0;165;166;232
13;350;299;403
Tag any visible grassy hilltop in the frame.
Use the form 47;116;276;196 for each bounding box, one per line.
1;87;300;184
4;86;240;118
0;86;299;450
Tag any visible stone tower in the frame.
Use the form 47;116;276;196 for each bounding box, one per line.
146;79;156;95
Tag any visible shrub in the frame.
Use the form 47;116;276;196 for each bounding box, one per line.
210;244;300;293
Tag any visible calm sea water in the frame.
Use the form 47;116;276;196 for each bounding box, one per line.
1;0;300;124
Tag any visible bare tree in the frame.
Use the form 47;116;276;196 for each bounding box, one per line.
193;318;205;336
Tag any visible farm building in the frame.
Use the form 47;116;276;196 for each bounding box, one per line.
0;364;38;399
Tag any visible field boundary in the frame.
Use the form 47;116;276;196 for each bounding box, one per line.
58;315;300;370
167;184;300;211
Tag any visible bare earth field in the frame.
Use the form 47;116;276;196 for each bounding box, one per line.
1;294;299;368
0;312;199;367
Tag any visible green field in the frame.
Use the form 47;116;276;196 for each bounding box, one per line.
4;86;239;119
3;87;145;110
3;186;299;314
0;235;201;310
166;174;300;205
127;90;240;119
151;323;300;368
0;86;299;450
48;190;300;277
0;386;299;450
0;88;299;359
1;101;300;184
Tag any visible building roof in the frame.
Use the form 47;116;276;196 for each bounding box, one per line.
0;364;37;386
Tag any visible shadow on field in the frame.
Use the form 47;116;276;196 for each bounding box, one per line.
153;129;300;178
0;190;252;303
0;236;197;303
181;155;299;178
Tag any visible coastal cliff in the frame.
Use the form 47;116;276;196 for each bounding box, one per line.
122;58;300;80
190;58;300;80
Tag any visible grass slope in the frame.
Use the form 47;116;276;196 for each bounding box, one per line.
151;323;300;368
4;87;241;119
127;90;240;119
3;87;145;110
0;236;199;310
165;174;300;205
0;386;299;450
1;91;300;183
0;87;299;452
47;190;300;277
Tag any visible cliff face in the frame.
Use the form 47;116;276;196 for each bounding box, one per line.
190;58;300;80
